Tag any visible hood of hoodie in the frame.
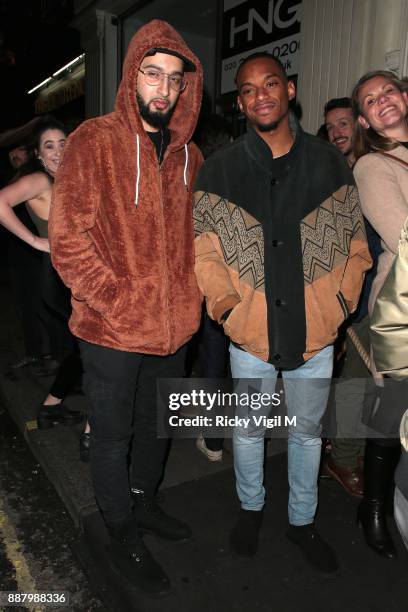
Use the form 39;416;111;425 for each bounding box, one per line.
115;19;203;150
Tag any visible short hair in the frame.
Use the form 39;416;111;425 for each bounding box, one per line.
324;97;352;117
235;52;287;85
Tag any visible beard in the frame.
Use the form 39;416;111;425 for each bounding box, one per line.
342;144;353;157
136;93;175;129
255;106;290;133
257;120;279;132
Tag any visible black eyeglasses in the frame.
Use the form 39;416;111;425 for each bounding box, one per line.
138;68;186;92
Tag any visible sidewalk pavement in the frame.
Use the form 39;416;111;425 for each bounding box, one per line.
1;271;407;612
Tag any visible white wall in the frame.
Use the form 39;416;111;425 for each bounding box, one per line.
75;0;408;122
297;0;408;134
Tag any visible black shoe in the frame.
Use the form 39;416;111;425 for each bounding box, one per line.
357;500;396;559
131;489;192;541
230;509;263;558
79;432;91;463
286;524;339;574
358;441;399;559
107;519;170;598
37;404;83;430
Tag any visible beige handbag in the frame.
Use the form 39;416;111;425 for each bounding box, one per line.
371;217;408;380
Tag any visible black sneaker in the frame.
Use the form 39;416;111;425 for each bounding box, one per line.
230;509;263;558
107;519;170;598
286;523;339;574
37;404;83;430
131;489;192;541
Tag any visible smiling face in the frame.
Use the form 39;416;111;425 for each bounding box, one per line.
37;128;66;176
136;52;184;131
325;107;354;157
236;57;295;134
357;75;408;136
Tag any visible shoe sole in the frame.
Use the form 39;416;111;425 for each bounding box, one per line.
324;463;363;498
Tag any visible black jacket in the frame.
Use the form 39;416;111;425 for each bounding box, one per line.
194;118;372;368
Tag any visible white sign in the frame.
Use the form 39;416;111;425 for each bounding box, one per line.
221;0;302;95
221;33;299;94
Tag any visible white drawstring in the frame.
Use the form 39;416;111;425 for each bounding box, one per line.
183;144;189;189
135;139;188;205
134;134;140;206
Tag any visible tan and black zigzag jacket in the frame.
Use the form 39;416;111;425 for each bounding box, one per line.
193;120;372;368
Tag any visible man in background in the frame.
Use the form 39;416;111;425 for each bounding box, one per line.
325;97;355;167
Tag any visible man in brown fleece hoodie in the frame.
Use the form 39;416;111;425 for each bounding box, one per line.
49;20;203;596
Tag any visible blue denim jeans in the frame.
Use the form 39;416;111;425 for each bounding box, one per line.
230;344;333;526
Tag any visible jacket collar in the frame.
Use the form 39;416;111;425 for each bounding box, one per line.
244;112;303;174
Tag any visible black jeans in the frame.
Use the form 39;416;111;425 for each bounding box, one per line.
41;254;82;399
79;340;186;525
49;350;83;400
42;253;74;360
198;312;229;452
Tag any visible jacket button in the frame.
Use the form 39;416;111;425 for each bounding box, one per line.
275;299;282;306
272;239;278;247
271;178;277;186
275;353;281;361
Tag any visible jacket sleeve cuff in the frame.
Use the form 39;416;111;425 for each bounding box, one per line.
212;295;241;324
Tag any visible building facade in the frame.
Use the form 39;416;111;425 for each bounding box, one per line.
72;0;408;133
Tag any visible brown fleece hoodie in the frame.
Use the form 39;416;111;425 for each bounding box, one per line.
49;20;203;354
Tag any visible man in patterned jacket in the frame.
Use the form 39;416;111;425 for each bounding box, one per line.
193;53;371;574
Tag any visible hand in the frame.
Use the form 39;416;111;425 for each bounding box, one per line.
32;236;50;253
